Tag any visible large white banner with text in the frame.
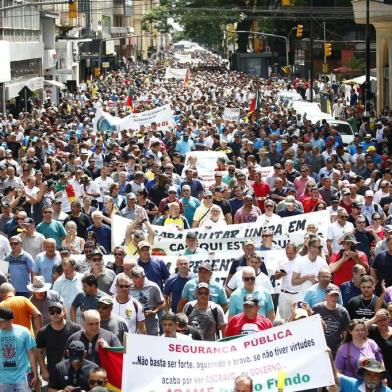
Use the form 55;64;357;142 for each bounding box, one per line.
122;315;334;392
165;68;188;80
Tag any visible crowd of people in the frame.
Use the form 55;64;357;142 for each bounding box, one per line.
0;46;392;392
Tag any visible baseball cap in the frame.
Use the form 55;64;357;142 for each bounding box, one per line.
367;146;376;152
243;239;256;247
0;308;13;321
214;171;223;177
48;301;63;310
186;231;197;240
325;285;341;295
168;186;177;193
215;186;224;193
243;294;259;306
352;201;361;208
68;341;85;361
98;296;113;306
203;191;213;197
339;233;359;244
358;358;386;375
23;217;35;225
294;308;308;320
385;225;392;233
59;247;71;254
127;192;136;200
365;190;374;197
138;241;151;250
198;262;212;271
196;282;210;291
342;189;350;196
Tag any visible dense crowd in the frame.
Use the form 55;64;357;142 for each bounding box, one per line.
0;47;392;392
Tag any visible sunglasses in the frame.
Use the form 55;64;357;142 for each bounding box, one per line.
262;234;272;237
89;380;105;386
97;305;110;310
118;285;130;289
113;252;124;256
339;216;348;219
43;211;52;214
91;258;102;262
49;308;62;315
243;277;256;282
312;245;323;249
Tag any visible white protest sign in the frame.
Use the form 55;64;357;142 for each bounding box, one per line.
223;108;241;121
175;53;192;63
112;210;329;256
165;68;188;80
122;315;334;392
93;104;174;132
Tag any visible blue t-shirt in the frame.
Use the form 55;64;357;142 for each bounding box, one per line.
181;197;201;226
339;280;361;307
229;287;274;317
87;224;111;253
339;374;391;392
0;324;36;383
36;220;67;249
304;284;343;307
181;278;228;306
163;274;193;312
32;252;62;283
5;251;34;293
138;258;170;291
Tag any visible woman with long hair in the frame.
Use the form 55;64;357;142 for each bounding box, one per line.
102;195;119;227
136;188;159;223
335;319;383;378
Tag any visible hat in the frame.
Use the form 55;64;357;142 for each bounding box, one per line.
342;189;351;196
385;225;392;233
330;195;339;203
214;186;224;193
352;201;361;208
168;186;177;193
365;190;374;197
98;296;113;306
59;246;71;254
27;276;51;292
53;197;62;204
325;285;341;295
196;282;210;291
365;134;372;138
186;231;197;240
358;358;386;375
264;199;275;206
244;239;256;247
23;217;35;225
294;308;308;320
68;341;85;361
91;249;103;257
285;198;295;206
203;191;213;197
137;241;151;250
262;227;273;236
127;192;136;200
214;171;223;177
243;294;259;306
339;233;359;244
0;308;13;321
367;146;376;152
48;301;63;310
198;261;212;271
1;200;9;207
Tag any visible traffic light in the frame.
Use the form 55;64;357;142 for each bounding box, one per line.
281;65;291;75
324;42;332;57
69;0;77;19
296;25;303;38
282;0;292;5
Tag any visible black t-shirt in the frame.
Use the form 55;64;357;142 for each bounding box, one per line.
49;359;98;390
64;213;92;238
213;198;232;216
368;325;392;374
346;295;384;320
36;321;81;374
228;255;268;277
372;251;392;288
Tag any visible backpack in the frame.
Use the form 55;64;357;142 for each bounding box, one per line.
185;304;220;339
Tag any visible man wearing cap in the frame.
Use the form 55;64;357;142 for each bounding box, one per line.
183;282;226;341
18;217;44;259
180;184;201;227
329;233;369;287
212;186;232;225
89;251;115;294
5;235;34;297
36;206;67;249
156;201;190;229
158;186;184;215
229;266;275;321
28;275;63;325
277;195;302;217
178;261;228;313
163;256;194;312
234;194;261;224
192;191;223;228
0;307;39;391
182;231;206;256
257;227;282;251
120;192;146;220
137;240;169;291
35;301;80;383
362;190;385;225
327;208;355;255
48;340;98;392
374;225;392;255
96;296;129;344
51;197;69;224
226;294;273;337
34;238;61;279
311;285;350;356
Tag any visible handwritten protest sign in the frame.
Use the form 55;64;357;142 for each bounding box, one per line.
112;210;329;255
122;315;334;392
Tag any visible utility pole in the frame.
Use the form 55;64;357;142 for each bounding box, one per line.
365;0;370;115
310;0;314;102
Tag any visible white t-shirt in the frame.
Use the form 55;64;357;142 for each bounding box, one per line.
112;296;145;333
227;269;274;294
327;221;354;252
277;257;299;293
293;256;328;295
94;176;114;202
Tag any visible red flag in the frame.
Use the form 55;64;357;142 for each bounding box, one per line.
98;345;124;392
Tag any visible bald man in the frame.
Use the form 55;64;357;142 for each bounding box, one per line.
33;238;62;283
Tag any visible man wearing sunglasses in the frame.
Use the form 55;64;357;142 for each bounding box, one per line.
87;367;108;391
228;267;275;322
36;301;80;384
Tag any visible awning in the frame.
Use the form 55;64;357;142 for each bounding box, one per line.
342;75;377;85
44;79;65;89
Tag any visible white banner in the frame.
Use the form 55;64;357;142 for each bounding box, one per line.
93;104;174;132
122;315;334;392
165;68;188;80
112;210;329;256
223;108;241;121
175;53;192;63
